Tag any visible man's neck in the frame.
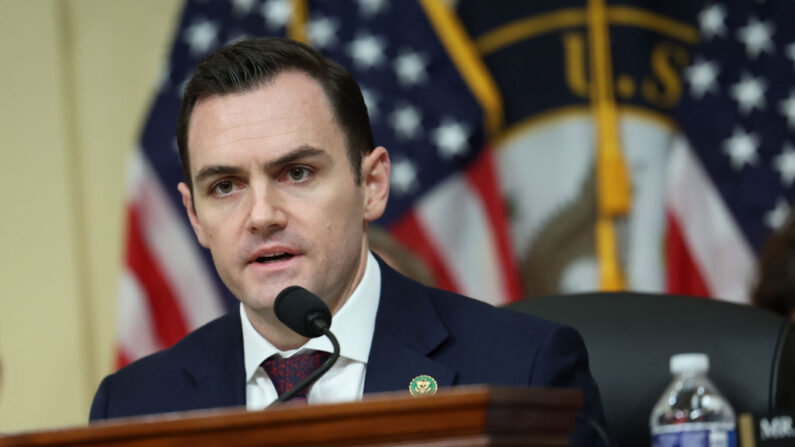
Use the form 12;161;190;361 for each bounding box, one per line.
243;305;309;351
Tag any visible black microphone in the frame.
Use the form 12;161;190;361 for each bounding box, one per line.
271;286;340;403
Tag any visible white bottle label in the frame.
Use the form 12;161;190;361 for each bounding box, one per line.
652;423;736;447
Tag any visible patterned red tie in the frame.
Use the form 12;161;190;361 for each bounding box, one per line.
261;351;331;402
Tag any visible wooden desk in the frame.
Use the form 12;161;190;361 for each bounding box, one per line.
0;386;582;446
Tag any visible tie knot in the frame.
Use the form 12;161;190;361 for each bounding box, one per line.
261;351;330;401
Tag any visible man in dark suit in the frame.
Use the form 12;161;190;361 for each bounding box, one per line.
90;37;605;445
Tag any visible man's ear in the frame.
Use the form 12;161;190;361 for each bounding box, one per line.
177;182;209;248
361;146;390;222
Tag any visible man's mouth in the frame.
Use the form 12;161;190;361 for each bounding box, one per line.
254;253;295;263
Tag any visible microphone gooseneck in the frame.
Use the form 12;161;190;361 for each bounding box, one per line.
271;286;341;404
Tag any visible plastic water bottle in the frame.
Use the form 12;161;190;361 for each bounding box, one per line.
650;353;737;447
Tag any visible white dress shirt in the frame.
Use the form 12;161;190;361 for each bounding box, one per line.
242;252;381;410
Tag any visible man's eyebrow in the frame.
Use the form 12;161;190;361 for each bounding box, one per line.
194;165;244;185
193;146;331;185
265;146;331;171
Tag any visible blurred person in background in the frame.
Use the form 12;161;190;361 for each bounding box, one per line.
753;207;795;320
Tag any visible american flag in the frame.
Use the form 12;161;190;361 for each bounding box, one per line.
117;0;520;366
666;0;795;302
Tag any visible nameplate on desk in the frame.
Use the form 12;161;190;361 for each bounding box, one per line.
739;412;795;447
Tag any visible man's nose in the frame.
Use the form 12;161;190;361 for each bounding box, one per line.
246;183;287;233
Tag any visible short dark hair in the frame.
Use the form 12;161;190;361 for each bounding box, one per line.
177;37;374;189
753;209;795;317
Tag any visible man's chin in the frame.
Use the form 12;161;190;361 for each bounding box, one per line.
240;284;303;310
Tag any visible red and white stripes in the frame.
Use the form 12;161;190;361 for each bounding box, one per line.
391;148;521;305
665;136;755;303
116;152;224;367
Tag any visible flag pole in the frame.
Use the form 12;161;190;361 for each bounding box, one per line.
288;0;308;43
587;0;631;291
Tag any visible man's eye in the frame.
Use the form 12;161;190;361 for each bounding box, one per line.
287;167;311;182
212;181;235;195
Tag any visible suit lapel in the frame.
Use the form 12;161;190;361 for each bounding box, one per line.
181;311;247;410
364;259;456;395
173;260;457;406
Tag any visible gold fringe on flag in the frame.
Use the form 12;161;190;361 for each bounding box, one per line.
418;0;504;137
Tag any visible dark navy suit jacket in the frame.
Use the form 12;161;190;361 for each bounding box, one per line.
90;259;605;445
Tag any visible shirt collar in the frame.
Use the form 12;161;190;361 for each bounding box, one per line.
242;252;381;381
